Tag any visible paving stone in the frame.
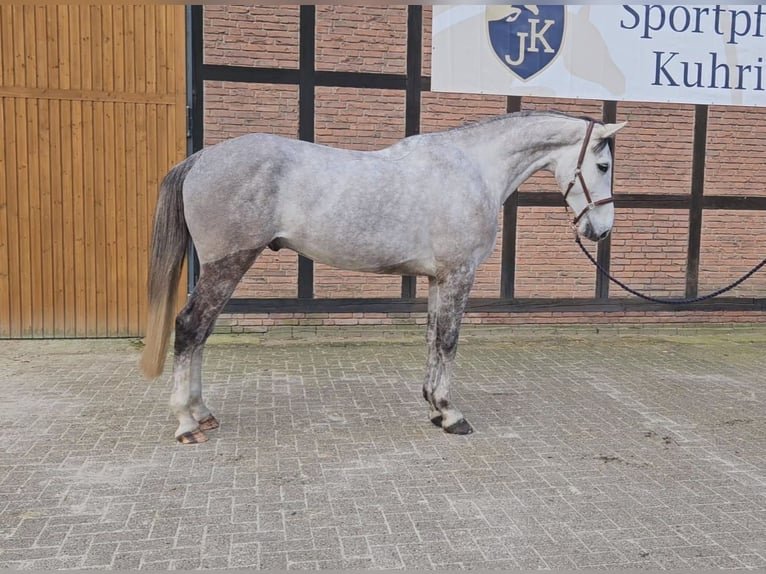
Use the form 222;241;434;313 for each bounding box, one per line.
1;328;765;569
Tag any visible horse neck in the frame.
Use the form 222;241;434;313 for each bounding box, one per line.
449;114;585;207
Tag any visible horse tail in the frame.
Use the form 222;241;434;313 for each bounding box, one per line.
140;154;199;379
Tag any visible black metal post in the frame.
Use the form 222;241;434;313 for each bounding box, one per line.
500;96;522;299
401;6;422;300
187;5;204;291
686;104;708;298
595;100;617;299
297;5;316;299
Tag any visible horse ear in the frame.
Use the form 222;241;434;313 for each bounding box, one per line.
598;121;627;139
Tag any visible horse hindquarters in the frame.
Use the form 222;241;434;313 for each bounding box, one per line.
140;150;264;443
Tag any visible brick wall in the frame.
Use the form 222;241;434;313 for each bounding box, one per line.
201;6;766;329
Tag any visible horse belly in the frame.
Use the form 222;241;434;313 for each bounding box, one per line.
276;232;436;276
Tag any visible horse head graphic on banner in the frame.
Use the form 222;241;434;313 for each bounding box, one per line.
487;5;566;81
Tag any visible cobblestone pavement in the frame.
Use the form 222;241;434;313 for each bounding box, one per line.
1;326;765;570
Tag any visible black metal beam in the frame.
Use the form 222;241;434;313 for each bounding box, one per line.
224;296;766;315
318;71;406;90
297;5;315;300
515;191;766;211
202;65;410;91
686;105;707;298
202;64;299;85
702;196;766;210
501;96;522;299
401;5;422;300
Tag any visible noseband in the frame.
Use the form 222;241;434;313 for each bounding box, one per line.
563;120;614;226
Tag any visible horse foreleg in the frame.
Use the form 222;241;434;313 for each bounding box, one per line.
171;248;260;444
423;277;442;426
429;267;475;435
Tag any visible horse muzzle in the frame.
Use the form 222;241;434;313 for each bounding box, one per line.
581;219;612;242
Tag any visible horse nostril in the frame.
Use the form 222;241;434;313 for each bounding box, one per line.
599;230;610;240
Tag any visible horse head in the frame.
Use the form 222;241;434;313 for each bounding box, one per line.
556;120;627;242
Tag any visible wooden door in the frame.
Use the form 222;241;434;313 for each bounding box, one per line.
0;6;187;337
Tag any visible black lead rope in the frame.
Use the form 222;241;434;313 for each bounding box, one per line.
574;235;766;305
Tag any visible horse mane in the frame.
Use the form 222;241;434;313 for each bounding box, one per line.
445;110;600;133
445;111;614;153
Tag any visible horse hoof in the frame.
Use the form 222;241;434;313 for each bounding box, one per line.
176;429;207;444
444;419;474;435
198;415;219;431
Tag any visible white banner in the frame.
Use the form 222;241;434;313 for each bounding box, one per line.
431;4;766;106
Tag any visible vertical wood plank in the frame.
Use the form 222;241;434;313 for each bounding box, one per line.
137;103;151;332
90;6;103;93
25;98;42;335
79;8;91;91
38;96;56;335
45;7;58;89
0;7;9;85
56;6;70;91
112;6;124;93
18;7;28;83
101;6;113;93
114;104;128;335
104;100;119;335
92;101;107;336
0;100;9;336
69;10;83;332
3;98;20;336
60;99;76;335
48;99;66;334
0;5;5;86
34;8;47;90
157;6;168;96
24;7;36;88
174;7;187;158
69;7;81;91
71;99;87;335
144;7;157;95
134;6;146;93
46;8;63;335
124;6;135;94
21;10;44;337
124;102;139;334
13;94;28;335
46;100;68;337
11;7;24;84
81;101;96;334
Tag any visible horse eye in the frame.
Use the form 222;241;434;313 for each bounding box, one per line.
597;163;609;173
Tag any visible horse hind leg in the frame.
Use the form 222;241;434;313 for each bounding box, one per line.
190;348;218;431
171;248;261;444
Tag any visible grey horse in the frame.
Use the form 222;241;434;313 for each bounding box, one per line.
140;110;626;443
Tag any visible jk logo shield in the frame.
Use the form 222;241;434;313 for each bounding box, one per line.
487;5;566;81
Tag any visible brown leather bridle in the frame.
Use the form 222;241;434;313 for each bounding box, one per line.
563;120;614;226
